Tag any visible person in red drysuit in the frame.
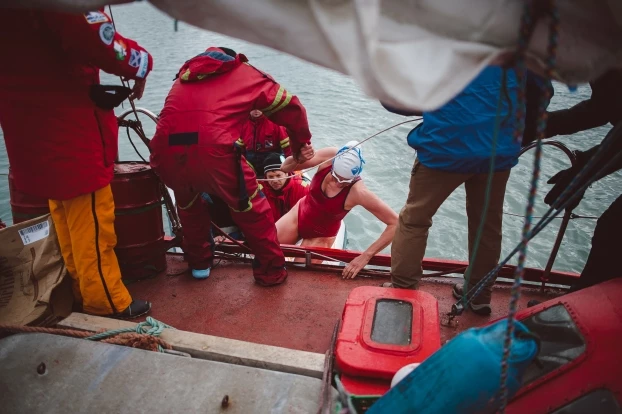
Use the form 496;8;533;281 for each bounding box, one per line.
262;153;310;223
0;9;153;318
150;47;314;286
239;110;293;177
277;142;398;279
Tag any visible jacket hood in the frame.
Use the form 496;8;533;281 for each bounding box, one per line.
177;47;248;83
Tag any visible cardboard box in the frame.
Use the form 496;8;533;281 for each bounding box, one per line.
0;214;72;326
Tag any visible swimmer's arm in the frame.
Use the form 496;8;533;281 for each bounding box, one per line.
281;147;338;173
357;186;398;258
342;184;398;279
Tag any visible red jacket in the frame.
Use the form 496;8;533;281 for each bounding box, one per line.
151;48;311;159
0;9;153;200
239;115;292;156
264;176;310;222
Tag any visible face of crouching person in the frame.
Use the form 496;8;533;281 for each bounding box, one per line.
266;170;288;191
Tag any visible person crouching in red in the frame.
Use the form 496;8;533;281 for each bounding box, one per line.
240;110;293;177
262;153;310;223
150;47;314;286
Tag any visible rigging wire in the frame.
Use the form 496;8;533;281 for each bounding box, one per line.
256;118;421;182
461;137;620;302
126;127;148;163
503;211;596;220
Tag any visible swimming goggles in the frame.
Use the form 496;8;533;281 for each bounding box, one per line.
331;169;355;184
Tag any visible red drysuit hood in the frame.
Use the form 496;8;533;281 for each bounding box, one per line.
177;47;248;83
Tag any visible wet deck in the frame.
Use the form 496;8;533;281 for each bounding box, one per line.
126;254;563;354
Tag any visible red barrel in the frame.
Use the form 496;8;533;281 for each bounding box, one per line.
8;169;50;225
111;162;166;280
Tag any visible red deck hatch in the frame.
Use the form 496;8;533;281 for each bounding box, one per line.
335;286;441;387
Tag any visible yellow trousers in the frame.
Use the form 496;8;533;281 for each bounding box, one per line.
49;184;132;315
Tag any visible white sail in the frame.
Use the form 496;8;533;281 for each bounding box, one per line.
10;0;622;110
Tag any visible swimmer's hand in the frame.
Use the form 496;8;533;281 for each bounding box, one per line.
295;144;315;164
342;252;371;279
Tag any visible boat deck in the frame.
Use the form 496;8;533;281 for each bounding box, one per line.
125;254;563;353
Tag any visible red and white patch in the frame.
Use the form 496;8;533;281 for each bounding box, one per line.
84;11;109;24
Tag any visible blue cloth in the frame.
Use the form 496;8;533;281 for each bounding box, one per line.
367;319;538;414
407;66;521;173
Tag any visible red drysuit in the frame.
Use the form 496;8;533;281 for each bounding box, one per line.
264;176;310;223
0;9;153;200
150;47;312;286
239;115;292;175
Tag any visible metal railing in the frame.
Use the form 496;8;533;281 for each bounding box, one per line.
518;140;577;289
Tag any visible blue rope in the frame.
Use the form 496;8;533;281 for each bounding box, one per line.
461;70;506;305
85;317;174;352
498;1;559;412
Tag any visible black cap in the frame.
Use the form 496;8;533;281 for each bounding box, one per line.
218;47;237;57
264;153;284;175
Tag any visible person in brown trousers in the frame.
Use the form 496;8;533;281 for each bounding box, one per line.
383;66;551;315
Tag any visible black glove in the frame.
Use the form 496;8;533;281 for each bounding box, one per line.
89;84;132;110
544;167;583;210
543;149;595;209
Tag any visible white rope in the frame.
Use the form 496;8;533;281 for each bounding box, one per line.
256;118;421;182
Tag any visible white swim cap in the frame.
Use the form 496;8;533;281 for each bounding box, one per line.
332;141;365;180
390;363;421;388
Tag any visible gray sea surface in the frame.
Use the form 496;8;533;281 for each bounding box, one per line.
1;3;619;274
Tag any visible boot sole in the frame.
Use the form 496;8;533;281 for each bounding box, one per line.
254;278;287;287
469;302;492;316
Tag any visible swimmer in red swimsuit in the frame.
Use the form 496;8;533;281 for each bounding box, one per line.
277;141;398;279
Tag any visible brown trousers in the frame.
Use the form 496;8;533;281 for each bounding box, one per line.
391;160;510;303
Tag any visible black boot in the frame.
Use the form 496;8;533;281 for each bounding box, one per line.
112;299;152;319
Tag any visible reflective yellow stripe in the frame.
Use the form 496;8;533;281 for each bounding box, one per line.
281;142;290;149
265;92;292;116
279;137;290;145
245;159;256;174
232;201;253;213
249;187;260;200
180;68;191;81
230;187;260;213
177;193;199;210
260;86;284;113
236;138;245;147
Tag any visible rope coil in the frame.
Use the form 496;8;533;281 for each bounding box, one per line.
0;317;174;353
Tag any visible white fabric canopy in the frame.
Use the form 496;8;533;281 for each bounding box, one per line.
8;0;622;110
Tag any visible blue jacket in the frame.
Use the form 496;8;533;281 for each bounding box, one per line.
403;66;521;173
